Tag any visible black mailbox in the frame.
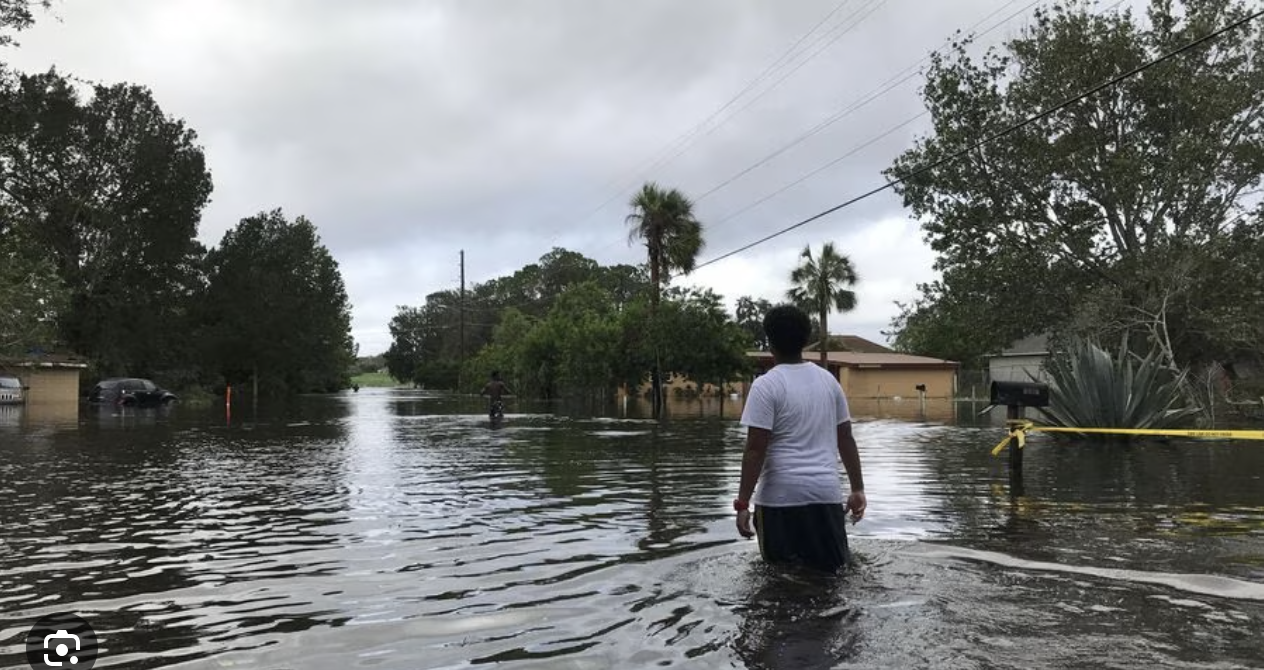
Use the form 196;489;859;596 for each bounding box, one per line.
990;380;1050;408
915;384;926;392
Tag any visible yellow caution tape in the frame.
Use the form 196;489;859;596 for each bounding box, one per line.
991;420;1264;456
990;421;1027;457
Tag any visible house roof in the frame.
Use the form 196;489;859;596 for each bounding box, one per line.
747;350;959;368
0;353;90;369
804;335;894;354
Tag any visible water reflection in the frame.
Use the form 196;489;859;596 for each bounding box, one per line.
1;389;1262;669
0;403;23;432
0;402;82;433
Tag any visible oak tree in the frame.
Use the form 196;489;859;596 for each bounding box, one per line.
885;0;1264;369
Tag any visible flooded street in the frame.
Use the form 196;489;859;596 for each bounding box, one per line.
2;390;1263;669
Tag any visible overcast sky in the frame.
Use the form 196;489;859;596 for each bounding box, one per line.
3;0;1132;356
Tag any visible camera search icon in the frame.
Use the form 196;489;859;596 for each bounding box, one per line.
24;613;98;670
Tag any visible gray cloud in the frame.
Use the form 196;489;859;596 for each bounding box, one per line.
7;0;1047;355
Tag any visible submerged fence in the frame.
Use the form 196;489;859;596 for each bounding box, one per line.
955;369;992;401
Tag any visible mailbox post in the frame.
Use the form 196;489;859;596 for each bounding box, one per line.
988;380;1051;475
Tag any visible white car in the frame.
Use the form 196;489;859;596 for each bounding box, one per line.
0;376;26;405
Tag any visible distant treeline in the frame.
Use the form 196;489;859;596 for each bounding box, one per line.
383;248;757;400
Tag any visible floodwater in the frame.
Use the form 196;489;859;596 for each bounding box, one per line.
1;390;1263;669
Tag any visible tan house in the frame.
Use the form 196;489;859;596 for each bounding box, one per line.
745;338;960;400
623;336;959;401
0;354;90;404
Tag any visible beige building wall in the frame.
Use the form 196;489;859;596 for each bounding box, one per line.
21;401;80;426
843;368;955;400
685;366;959;401
12;368;83;404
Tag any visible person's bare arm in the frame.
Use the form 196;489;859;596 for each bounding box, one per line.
838;421;866;521
738;427;770;503
735;427;770;538
837;421;863;490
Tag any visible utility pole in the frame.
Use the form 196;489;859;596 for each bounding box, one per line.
458;249;465;393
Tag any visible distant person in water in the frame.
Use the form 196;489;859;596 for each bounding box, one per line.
735;304;866;572
481;371;512;417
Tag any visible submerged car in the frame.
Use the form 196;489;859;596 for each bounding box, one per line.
87;378;178;407
0;376;26;405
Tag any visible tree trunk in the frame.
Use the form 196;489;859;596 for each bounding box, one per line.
649;245;664;418
819;307;828;368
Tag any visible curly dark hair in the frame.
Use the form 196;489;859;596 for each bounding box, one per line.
763;304;812;357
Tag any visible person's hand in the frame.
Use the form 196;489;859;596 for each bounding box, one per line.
846;490;867;524
736;510;755;539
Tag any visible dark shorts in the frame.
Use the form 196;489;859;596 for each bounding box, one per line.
753;503;850;572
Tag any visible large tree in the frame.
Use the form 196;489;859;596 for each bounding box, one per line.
884;0;1264;372
655;286;752;392
0;68;213;375
625;182;704;414
396;288;482;390
201;209;354;395
384;304;439;387
787;242;859;367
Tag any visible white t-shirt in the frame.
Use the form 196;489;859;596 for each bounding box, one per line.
739;361;853;507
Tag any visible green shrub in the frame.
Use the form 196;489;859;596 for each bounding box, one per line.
1036;336;1200;439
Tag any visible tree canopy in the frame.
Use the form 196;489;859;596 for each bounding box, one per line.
0;0;50;47
386;247;753;401
884;0;1264;372
1;59;356;396
0;225;63;352
201;209;356;395
735;296;774;351
0;67;214;375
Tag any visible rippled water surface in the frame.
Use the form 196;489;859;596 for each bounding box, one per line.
2;390;1263;669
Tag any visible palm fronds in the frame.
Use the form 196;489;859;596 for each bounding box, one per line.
1035;335;1200;439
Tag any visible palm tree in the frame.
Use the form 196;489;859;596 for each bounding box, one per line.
626;182;705;414
626;182;704;307
787;242;859;367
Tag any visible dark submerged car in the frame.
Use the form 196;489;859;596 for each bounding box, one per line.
87;378;178;407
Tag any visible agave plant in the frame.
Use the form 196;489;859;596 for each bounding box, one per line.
1034;335;1201;440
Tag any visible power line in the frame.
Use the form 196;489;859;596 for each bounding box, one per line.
632;0;891;187
710;111;926;227
634;0;859;174
531;1;855;246
582;0;1052;261
692;0;1047;203
688;7;1264;274
537;0;884;246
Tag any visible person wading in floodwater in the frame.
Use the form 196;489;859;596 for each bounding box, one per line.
480;371;512;421
734;304;867;572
